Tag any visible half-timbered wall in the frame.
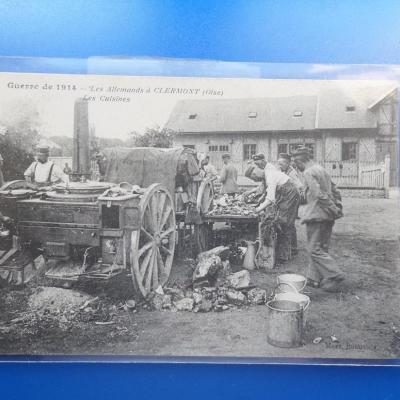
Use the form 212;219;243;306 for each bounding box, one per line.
175;129;383;186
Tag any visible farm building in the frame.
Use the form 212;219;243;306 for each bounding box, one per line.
165;83;398;187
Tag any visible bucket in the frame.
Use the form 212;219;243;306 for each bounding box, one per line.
274;292;310;328
266;300;303;348
276;274;306;293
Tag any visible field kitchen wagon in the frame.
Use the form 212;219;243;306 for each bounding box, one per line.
0;100;214;297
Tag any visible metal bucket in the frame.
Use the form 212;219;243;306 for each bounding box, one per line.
266;300;303;348
276;273;306;293
274;292;310;328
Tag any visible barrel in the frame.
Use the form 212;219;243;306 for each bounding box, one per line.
266;300;303;348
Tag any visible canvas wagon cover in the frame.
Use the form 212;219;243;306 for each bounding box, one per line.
103;147;187;195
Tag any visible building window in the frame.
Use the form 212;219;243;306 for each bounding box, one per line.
342;142;357;161
243;144;257;160
208;145;218;152
346;106;356;112
188;114;197;119
219;145;229;152
293;111;303;117
183;144;195;149
248;112;257;118
279;141;315;158
278;143;288;155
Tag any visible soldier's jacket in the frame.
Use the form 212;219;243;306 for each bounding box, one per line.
220;163;239;194
302;162;343;223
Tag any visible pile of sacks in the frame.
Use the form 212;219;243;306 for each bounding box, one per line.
146;247;267;313
207;195;258;217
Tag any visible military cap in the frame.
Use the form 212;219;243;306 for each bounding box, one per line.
36;144;50;154
278;153;291;161
251;153;265;161
221;153;231;159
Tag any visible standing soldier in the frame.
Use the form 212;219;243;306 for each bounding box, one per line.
292;147;344;292
252;154;300;263
277;153;304;255
200;155;219;181
24;145;67;188
219;153;239;195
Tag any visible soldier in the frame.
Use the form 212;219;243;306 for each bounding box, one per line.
200;155;219;181
219;153;239;195
243;163;266;202
24;145;67;188
252;154;300;262
292;147;344;292
277;152;304;255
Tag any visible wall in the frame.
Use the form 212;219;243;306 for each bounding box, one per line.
175;132;269;174
373;93;398;185
175;130;380;186
323;131;377;186
174;131;323;174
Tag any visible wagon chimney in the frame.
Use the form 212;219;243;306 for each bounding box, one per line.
72;98;91;181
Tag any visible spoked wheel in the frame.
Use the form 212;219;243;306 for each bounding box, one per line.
196;178;214;214
130;184;176;297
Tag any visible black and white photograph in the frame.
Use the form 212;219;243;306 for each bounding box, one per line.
0;70;398;360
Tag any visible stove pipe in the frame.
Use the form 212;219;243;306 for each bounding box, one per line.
72;98;91;181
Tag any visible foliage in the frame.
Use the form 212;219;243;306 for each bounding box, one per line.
0;99;41;180
0;135;34;180
128;127;176;148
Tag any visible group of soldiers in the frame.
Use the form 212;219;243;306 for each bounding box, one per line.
200;149;345;293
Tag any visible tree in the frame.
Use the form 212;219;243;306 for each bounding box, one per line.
0;99;41;180
128;126;176;148
0;133;34;180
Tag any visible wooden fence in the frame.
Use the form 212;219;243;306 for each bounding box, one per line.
359;155;390;189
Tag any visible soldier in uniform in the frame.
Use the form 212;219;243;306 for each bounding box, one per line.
277;153;304;255
219;153;239;195
24;145;67;188
292;146;344;292
252;154;300;262
200;155;219;181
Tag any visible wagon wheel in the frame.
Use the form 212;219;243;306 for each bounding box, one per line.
0;180;36;191
196;178;214;214
130;183;176;297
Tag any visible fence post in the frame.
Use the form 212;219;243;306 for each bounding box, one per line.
384;154;391;197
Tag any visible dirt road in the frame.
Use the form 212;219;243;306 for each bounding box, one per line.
0;196;399;360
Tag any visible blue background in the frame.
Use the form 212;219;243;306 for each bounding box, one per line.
0;0;399;399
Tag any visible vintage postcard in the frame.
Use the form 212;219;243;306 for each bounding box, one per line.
0;68;398;361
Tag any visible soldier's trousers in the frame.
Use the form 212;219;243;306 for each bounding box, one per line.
305;220;343;283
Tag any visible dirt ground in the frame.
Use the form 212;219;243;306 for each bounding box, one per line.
0;195;399;360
